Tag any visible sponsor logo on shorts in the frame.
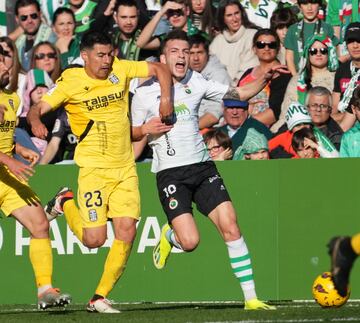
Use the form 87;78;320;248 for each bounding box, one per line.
169;198;178;210
89;209;98;222
220;184;225;190
208;175;220;183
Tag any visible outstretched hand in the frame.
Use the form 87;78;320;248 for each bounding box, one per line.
6;157;35;182
264;65;290;81
143;117;174;135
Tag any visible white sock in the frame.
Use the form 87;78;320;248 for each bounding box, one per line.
226;237;257;301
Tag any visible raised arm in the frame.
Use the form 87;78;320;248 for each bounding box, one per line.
27;101;53;140
147;62;173;123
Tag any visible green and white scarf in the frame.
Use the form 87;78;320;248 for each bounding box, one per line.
338;62;360;112
296;19;323;61
297;34;338;104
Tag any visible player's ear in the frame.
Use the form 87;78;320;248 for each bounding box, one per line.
160;54;166;64
80;49;88;63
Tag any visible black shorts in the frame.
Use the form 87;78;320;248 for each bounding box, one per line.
156;161;231;222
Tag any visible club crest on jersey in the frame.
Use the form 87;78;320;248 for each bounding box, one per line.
109;73;120;84
169;198;178;210
8;99;14;110
89;209;98;222
184;85;191;94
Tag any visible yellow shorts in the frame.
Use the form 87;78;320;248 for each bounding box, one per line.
77;164;140;228
0;166;40;216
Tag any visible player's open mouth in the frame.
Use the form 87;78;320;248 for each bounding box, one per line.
175;62;185;71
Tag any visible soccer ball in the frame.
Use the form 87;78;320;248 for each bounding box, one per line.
312;272;350;307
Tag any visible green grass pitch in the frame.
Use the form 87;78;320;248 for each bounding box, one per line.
0;301;359;322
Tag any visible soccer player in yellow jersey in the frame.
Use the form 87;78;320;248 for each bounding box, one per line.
0;46;71;310
27;31;173;313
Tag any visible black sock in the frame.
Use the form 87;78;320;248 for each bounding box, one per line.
91;294;104;302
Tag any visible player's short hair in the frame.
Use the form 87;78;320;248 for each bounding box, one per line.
80;31;113;51
160;30;189;54
114;0;139;12
350;86;360;108
52;7;75;25
188;34;209;54
15;0;40;15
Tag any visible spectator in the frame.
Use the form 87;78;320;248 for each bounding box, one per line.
272;34;338;132
240;0;278;29
333;22;360;131
292;126;339;158
340;86;360;157
284;0;338;75
30;41;61;82
238;28;291;127
189;0;214;37
233;128;270;160
67;0;97;36
306;86;343;150
189;34;231;129
52;7;80;68
39;0;68;26
203;128;233;160
217;98;272;155
269;101;313;158
326;0;359;63
210;0;259;84
270;7;298;64
269;101;337;158
15;0;56;71
136;0;190;50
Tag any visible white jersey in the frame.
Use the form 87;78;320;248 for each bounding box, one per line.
132;70;229;173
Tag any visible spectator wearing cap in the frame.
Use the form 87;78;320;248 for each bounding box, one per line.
217;98;272;155
269;101;338;158
326;0;359;62
333;22;360;131
233;128;270;160
189;34;231;129
14;0;56;71
269;101;313;158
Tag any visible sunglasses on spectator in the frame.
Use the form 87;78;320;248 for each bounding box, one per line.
19;13;39;21
255;41;278;49
307;103;331;111
346;38;360;44
308;47;328;56
166;9;184;18
34;53;57;60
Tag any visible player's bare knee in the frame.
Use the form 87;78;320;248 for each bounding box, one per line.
179;236;199;251
83;232;107;248
222;223;241;241
30;217;50;238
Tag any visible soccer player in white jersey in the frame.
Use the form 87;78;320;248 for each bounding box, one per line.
131;30;286;310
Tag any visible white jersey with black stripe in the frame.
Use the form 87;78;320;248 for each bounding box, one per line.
131;70;229;173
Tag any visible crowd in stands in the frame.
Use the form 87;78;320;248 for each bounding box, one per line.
1;0;360;164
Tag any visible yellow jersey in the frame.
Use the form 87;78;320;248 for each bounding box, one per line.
42;58;149;168
0;90;20;156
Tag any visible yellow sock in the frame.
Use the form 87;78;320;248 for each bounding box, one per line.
29;238;53;288
63;199;83;241
95;239;132;297
351;233;360;255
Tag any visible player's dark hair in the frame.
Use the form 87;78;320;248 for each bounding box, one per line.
80;31;113;51
15;0;40;15
52;7;75;25
350;86;360;108
160;30;189;54
114;0;139;13
188;34;209;54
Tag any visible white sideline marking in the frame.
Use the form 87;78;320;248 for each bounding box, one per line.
204;319;360;323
